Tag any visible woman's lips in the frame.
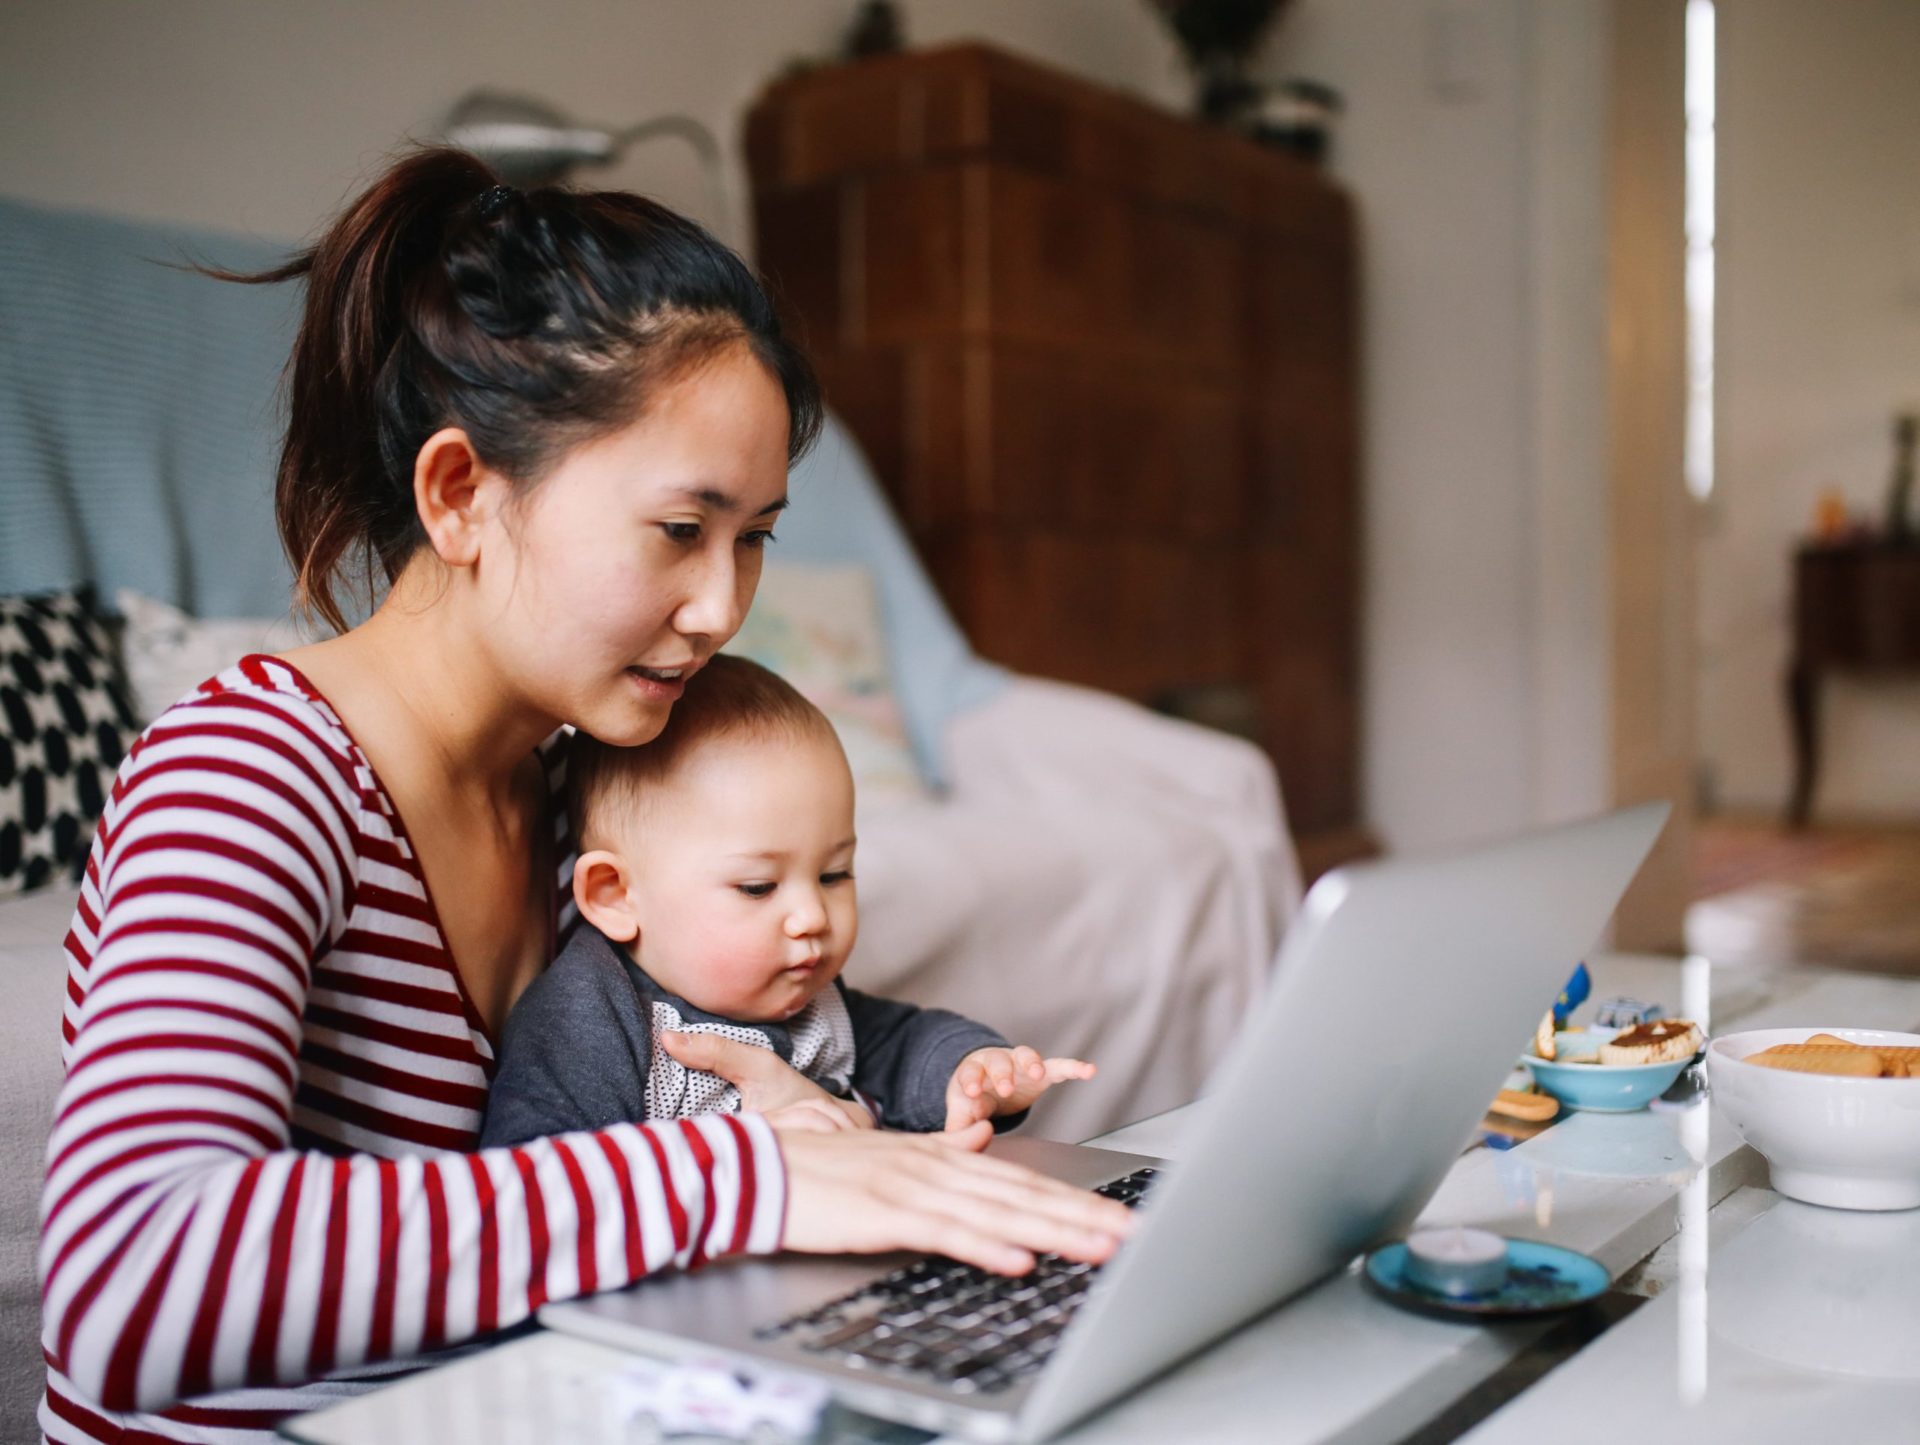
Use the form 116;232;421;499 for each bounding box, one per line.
625;667;686;703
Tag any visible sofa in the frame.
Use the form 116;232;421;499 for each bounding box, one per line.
0;195;1301;1442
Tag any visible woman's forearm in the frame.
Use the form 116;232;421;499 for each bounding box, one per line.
42;1097;783;1413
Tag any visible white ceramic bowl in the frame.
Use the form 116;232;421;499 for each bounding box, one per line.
1708;1028;1920;1211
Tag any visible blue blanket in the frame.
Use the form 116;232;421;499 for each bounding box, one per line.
0;196;297;618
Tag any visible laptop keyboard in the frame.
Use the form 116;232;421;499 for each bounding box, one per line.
755;1167;1160;1396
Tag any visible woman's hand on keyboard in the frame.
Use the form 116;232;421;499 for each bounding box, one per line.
773;1123;1136;1275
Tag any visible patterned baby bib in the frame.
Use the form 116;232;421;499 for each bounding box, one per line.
644;984;858;1120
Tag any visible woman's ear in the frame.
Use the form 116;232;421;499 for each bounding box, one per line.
574;849;641;944
413;427;496;569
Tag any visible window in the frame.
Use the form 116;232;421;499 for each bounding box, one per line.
1684;0;1717;501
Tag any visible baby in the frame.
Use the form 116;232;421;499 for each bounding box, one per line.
482;654;1093;1147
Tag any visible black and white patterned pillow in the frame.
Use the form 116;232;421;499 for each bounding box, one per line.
0;589;140;896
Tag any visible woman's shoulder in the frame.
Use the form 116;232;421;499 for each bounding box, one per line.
87;654;373;913
148;650;353;738
124;652;367;805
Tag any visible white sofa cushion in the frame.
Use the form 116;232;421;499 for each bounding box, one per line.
0;883;80;1439
114;588;308;725
851;677;1301;1141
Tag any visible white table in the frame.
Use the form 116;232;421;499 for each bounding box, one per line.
1458;1183;1920;1441
286;953;1920;1445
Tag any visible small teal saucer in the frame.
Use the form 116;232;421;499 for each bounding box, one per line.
1362;1238;1610;1319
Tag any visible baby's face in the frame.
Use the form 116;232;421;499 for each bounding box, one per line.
619;728;858;1022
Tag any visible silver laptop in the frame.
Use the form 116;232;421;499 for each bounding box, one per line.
540;803;1669;1442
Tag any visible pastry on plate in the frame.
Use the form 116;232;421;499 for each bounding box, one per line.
1533;1011;1556;1061
1598;1019;1702;1066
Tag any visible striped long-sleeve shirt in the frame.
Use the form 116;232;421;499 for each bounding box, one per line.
38;656;788;1443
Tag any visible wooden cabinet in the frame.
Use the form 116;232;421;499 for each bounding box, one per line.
746;43;1366;859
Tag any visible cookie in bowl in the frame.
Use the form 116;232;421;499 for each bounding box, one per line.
1747;1034;1915;1078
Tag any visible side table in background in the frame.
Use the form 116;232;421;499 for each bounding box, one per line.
1786;540;1920;826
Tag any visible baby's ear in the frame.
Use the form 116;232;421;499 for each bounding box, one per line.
574;849;640;943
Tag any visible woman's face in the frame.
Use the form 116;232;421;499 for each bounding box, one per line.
476;342;794;745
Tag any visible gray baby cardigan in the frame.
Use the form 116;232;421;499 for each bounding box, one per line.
481;923;1013;1147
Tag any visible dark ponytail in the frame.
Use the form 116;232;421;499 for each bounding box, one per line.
209;147;821;633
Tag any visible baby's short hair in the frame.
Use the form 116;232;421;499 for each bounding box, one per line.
569;654;838;849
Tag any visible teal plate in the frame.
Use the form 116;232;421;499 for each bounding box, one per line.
1362;1238;1610;1319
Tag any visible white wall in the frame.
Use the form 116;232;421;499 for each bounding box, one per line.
0;0;1615;853
1702;0;1920;819
0;1;1187;247
1266;0;1612;849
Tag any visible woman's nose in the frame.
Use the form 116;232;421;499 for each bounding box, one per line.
674;554;746;643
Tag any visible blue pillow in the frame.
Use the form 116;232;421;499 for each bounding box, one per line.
777;419;1005;786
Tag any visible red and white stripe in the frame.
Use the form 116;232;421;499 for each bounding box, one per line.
39;656;787;1443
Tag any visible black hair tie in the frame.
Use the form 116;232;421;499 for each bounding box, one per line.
476;184;516;219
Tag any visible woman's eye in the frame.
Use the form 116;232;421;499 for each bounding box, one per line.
735;881;776;899
741;529;778;550
661;522;701;543
821;871;853;886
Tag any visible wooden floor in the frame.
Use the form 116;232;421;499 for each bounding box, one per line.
1686;816;1920;977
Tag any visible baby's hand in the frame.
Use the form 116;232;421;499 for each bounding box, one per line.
944;1046;1096;1132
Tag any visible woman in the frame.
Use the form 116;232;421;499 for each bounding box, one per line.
38;150;1132;1444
